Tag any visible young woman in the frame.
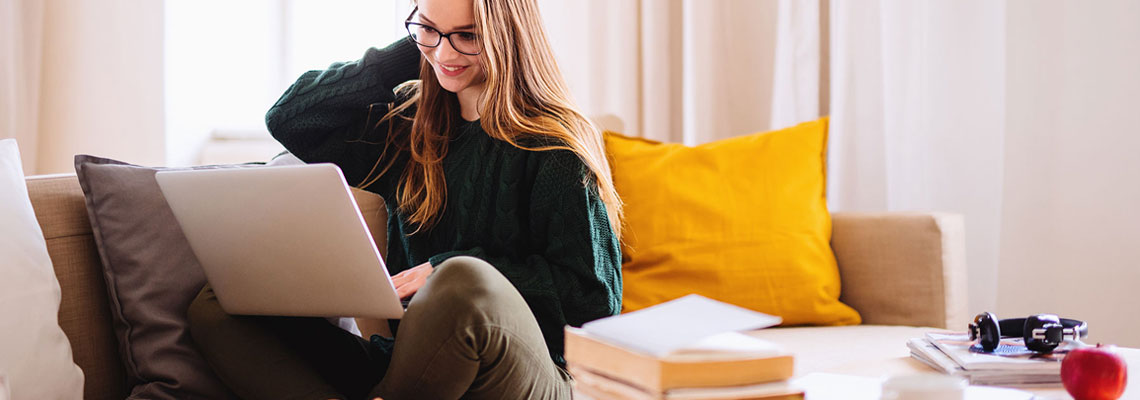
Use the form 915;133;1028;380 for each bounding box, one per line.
186;0;622;399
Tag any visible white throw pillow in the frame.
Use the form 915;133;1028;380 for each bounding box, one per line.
0;139;85;399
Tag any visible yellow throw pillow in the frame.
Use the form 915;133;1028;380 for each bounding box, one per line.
606;117;860;326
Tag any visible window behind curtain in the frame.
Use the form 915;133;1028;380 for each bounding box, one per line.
164;0;409;167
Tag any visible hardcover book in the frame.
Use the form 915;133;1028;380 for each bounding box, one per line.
570;365;803;400
565;327;794;392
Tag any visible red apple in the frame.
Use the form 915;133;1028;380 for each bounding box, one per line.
1061;344;1128;400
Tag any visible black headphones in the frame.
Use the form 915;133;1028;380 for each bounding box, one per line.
968;312;1088;353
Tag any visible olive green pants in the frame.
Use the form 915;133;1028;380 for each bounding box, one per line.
188;256;572;400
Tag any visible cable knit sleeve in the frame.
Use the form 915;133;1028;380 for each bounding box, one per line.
428;151;623;365
265;37;421;188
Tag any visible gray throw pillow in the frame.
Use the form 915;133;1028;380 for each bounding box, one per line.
74;155;241;400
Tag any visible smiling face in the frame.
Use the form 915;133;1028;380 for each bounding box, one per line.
412;0;486;97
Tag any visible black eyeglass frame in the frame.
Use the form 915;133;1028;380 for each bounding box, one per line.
404;20;483;56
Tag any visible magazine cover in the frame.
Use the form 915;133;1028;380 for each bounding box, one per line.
908;338;1062;387
924;332;1074;372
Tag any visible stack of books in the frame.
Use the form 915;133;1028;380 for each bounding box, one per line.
565;295;803;400
908;332;1069;387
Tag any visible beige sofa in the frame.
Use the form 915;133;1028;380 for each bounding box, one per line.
26;173;968;399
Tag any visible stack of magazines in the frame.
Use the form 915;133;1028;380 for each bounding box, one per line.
908;332;1072;387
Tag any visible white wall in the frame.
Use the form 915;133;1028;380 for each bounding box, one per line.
36;0;165;173
1000;0;1140;347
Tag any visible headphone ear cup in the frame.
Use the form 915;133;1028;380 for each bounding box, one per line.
975;312;1000;352
1024;314;1063;353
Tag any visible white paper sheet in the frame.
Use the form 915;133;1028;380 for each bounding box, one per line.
580;294;782;357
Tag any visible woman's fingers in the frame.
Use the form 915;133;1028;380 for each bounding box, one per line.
391;274;408;286
396;284;415;299
395;275;429;300
392;263;433;299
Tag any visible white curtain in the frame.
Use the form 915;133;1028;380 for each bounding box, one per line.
0;0;164;175
770;0;822;130
829;0;1140;346
827;0;1007;316
0;0;45;174
541;0;819;145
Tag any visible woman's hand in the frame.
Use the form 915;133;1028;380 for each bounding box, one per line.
392;262;433;299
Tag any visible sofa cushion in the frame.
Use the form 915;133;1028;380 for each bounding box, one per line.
605;118;860;326
73;155;389;399
75;155;242;399
0;139;85;399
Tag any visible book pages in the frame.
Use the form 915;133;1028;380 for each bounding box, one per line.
582;294;782;357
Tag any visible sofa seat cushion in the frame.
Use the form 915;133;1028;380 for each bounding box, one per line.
747;325;935;377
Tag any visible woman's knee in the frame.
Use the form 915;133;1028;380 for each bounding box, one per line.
433;256;496;282
422;256;509;308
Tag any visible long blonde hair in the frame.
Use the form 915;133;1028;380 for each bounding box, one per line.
359;0;623;238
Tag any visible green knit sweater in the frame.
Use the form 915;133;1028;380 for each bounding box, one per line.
265;37;622;366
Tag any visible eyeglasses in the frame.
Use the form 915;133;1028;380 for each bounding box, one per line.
405;21;482;56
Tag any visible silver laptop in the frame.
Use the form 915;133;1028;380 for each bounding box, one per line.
155;163;404;320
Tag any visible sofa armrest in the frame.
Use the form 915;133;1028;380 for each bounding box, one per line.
830;212;968;329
